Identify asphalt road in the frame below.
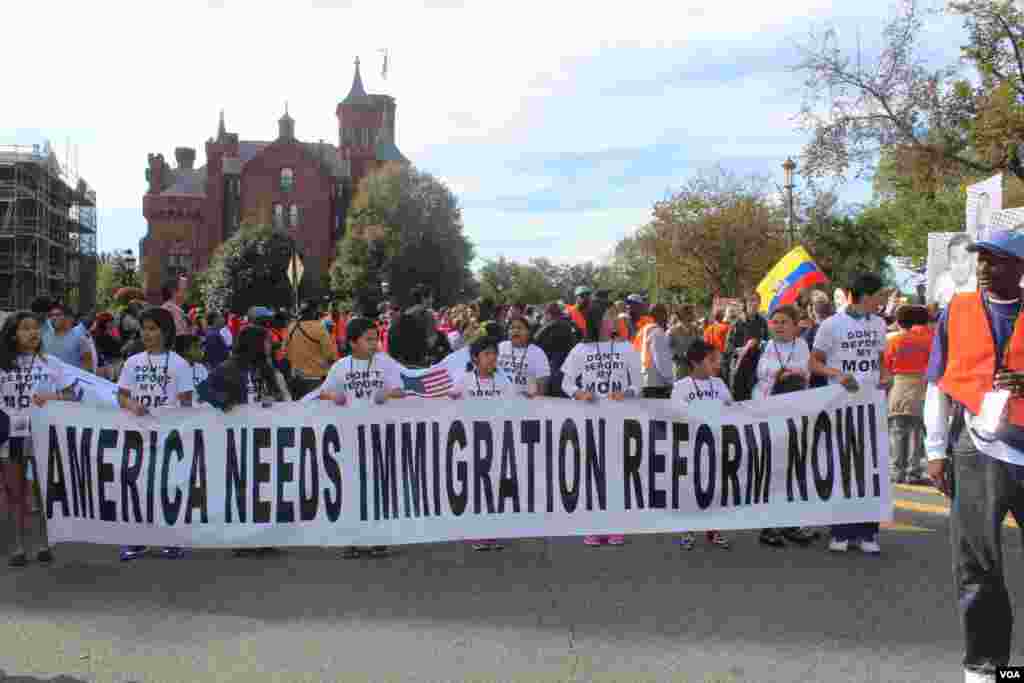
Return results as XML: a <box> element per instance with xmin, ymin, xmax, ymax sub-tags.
<box><xmin>0</xmin><ymin>484</ymin><xmax>1018</xmax><ymax>683</ymax></box>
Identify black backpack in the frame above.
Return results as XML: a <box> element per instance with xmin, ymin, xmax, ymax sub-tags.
<box><xmin>731</xmin><ymin>341</ymin><xmax>764</xmax><ymax>401</ymax></box>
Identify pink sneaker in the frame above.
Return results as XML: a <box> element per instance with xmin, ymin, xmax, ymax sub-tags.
<box><xmin>607</xmin><ymin>535</ymin><xmax>626</xmax><ymax>546</ymax></box>
<box><xmin>584</xmin><ymin>535</ymin><xmax>605</xmax><ymax>546</ymax></box>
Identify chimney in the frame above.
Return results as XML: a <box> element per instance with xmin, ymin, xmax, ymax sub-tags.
<box><xmin>174</xmin><ymin>147</ymin><xmax>196</xmax><ymax>170</ymax></box>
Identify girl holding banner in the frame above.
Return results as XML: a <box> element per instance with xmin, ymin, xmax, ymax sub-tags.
<box><xmin>0</xmin><ymin>311</ymin><xmax>76</xmax><ymax>567</ymax></box>
<box><xmin>116</xmin><ymin>307</ymin><xmax>195</xmax><ymax>562</ymax></box>
<box><xmin>560</xmin><ymin>301</ymin><xmax>641</xmax><ymax>547</ymax></box>
<box><xmin>452</xmin><ymin>335</ymin><xmax>520</xmax><ymax>550</ymax></box>
<box><xmin>669</xmin><ymin>339</ymin><xmax>732</xmax><ymax>550</ymax></box>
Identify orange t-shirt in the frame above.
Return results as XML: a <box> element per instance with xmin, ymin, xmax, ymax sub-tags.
<box><xmin>704</xmin><ymin>322</ymin><xmax>731</xmax><ymax>353</ymax></box>
<box><xmin>884</xmin><ymin>325</ymin><xmax>934</xmax><ymax>376</ymax></box>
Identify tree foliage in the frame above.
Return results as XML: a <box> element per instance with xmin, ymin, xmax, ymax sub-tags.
<box><xmin>330</xmin><ymin>163</ymin><xmax>475</xmax><ymax>309</ymax></box>
<box><xmin>200</xmin><ymin>223</ymin><xmax>298</xmax><ymax>314</ymax></box>
<box><xmin>799</xmin><ymin>191</ymin><xmax>895</xmax><ymax>286</ymax></box>
<box><xmin>644</xmin><ymin>166</ymin><xmax>788</xmax><ymax>299</ymax></box>
<box><xmin>794</xmin><ymin>0</ymin><xmax>1024</xmax><ymax>188</ymax></box>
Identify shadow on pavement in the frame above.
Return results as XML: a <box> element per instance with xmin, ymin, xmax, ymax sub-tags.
<box><xmin>0</xmin><ymin>672</ymin><xmax>120</xmax><ymax>682</ymax></box>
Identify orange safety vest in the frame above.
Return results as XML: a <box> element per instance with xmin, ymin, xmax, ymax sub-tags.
<box><xmin>884</xmin><ymin>325</ymin><xmax>934</xmax><ymax>376</ymax></box>
<box><xmin>638</xmin><ymin>321</ymin><xmax>661</xmax><ymax>369</ymax></box>
<box><xmin>938</xmin><ymin>292</ymin><xmax>1024</xmax><ymax>425</ymax></box>
<box><xmin>630</xmin><ymin>315</ymin><xmax>655</xmax><ymax>351</ymax></box>
<box><xmin>566</xmin><ymin>305</ymin><xmax>588</xmax><ymax>337</ymax></box>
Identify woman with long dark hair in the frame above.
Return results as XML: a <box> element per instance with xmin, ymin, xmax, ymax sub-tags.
<box><xmin>199</xmin><ymin>325</ymin><xmax>291</xmax><ymax>412</ymax></box>
<box><xmin>0</xmin><ymin>311</ymin><xmax>76</xmax><ymax>567</ymax></box>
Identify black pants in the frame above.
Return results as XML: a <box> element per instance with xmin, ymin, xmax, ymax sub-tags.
<box><xmin>951</xmin><ymin>426</ymin><xmax>1024</xmax><ymax>674</ymax></box>
<box><xmin>642</xmin><ymin>387</ymin><xmax>672</xmax><ymax>399</ymax></box>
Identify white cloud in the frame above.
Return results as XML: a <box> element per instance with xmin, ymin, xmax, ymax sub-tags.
<box><xmin>2</xmin><ymin>0</ymin><xmax>964</xmax><ymax>262</ymax></box>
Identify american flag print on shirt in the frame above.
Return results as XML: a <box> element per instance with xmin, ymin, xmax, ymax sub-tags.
<box><xmin>401</xmin><ymin>365</ymin><xmax>454</xmax><ymax>398</ymax></box>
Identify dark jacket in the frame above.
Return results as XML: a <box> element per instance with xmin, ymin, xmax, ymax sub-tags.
<box><xmin>203</xmin><ymin>328</ymin><xmax>230</xmax><ymax>368</ymax></box>
<box><xmin>534</xmin><ymin>317</ymin><xmax>579</xmax><ymax>397</ymax></box>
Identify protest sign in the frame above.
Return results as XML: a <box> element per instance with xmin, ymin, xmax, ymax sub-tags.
<box><xmin>33</xmin><ymin>386</ymin><xmax>891</xmax><ymax>547</ymax></box>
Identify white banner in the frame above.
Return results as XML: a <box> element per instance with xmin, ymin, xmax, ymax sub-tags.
<box><xmin>31</xmin><ymin>386</ymin><xmax>892</xmax><ymax>547</ymax></box>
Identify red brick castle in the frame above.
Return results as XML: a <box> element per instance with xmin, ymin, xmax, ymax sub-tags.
<box><xmin>140</xmin><ymin>59</ymin><xmax>407</xmax><ymax>302</ymax></box>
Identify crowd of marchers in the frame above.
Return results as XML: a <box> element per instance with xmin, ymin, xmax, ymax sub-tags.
<box><xmin>0</xmin><ymin>267</ymin><xmax>933</xmax><ymax>565</ymax></box>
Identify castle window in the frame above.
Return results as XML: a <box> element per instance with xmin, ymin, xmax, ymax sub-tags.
<box><xmin>273</xmin><ymin>203</ymin><xmax>284</xmax><ymax>229</ymax></box>
<box><xmin>280</xmin><ymin>168</ymin><xmax>294</xmax><ymax>192</ymax></box>
<box><xmin>166</xmin><ymin>241</ymin><xmax>192</xmax><ymax>280</ymax></box>
<box><xmin>289</xmin><ymin>204</ymin><xmax>300</xmax><ymax>228</ymax></box>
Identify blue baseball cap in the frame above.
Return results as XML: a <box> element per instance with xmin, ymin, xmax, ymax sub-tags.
<box><xmin>967</xmin><ymin>230</ymin><xmax>1024</xmax><ymax>261</ymax></box>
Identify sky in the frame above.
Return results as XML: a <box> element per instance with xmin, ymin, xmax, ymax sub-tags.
<box><xmin>3</xmin><ymin>0</ymin><xmax>967</xmax><ymax>268</ymax></box>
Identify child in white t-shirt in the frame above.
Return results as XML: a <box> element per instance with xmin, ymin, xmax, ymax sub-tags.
<box><xmin>670</xmin><ymin>339</ymin><xmax>732</xmax><ymax>550</ymax></box>
<box><xmin>561</xmin><ymin>300</ymin><xmax>638</xmax><ymax>547</ymax></box>
<box><xmin>320</xmin><ymin>317</ymin><xmax>405</xmax><ymax>559</ymax></box>
<box><xmin>0</xmin><ymin>312</ymin><xmax>75</xmax><ymax>567</ymax></box>
<box><xmin>320</xmin><ymin>317</ymin><xmax>404</xmax><ymax>409</ymax></box>
<box><xmin>452</xmin><ymin>335</ymin><xmax>519</xmax><ymax>550</ymax></box>
<box><xmin>116</xmin><ymin>308</ymin><xmax>194</xmax><ymax>562</ymax></box>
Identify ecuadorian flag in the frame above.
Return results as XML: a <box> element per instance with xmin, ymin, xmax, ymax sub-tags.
<box><xmin>756</xmin><ymin>246</ymin><xmax>829</xmax><ymax>314</ymax></box>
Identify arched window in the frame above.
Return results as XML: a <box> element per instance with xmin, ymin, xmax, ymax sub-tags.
<box><xmin>166</xmin><ymin>240</ymin><xmax>192</xmax><ymax>280</ymax></box>
<box><xmin>280</xmin><ymin>167</ymin><xmax>294</xmax><ymax>192</ymax></box>
<box><xmin>289</xmin><ymin>204</ymin><xmax>300</xmax><ymax>228</ymax></box>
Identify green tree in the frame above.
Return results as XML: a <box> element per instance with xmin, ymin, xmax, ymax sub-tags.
<box><xmin>330</xmin><ymin>163</ymin><xmax>475</xmax><ymax>308</ymax></box>
<box><xmin>799</xmin><ymin>191</ymin><xmax>895</xmax><ymax>286</ymax></box>
<box><xmin>645</xmin><ymin>166</ymin><xmax>787</xmax><ymax>299</ymax></box>
<box><xmin>200</xmin><ymin>223</ymin><xmax>298</xmax><ymax>314</ymax></box>
<box><xmin>95</xmin><ymin>260</ymin><xmax>116</xmax><ymax>311</ymax></box>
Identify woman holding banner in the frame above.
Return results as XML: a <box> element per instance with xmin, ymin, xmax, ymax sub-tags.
<box><xmin>115</xmin><ymin>308</ymin><xmax>196</xmax><ymax>562</ymax></box>
<box><xmin>497</xmin><ymin>315</ymin><xmax>548</xmax><ymax>398</ymax></box>
<box><xmin>752</xmin><ymin>305</ymin><xmax>816</xmax><ymax>549</ymax></box>
<box><xmin>0</xmin><ymin>311</ymin><xmax>77</xmax><ymax>567</ymax></box>
<box><xmin>560</xmin><ymin>300</ymin><xmax>641</xmax><ymax>547</ymax></box>
<box><xmin>197</xmin><ymin>324</ymin><xmax>291</xmax><ymax>558</ymax></box>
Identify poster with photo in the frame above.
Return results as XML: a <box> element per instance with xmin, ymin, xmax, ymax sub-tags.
<box><xmin>926</xmin><ymin>232</ymin><xmax>977</xmax><ymax>307</ymax></box>
<box><xmin>966</xmin><ymin>174</ymin><xmax>1003</xmax><ymax>240</ymax></box>
<box><xmin>988</xmin><ymin>207</ymin><xmax>1024</xmax><ymax>233</ymax></box>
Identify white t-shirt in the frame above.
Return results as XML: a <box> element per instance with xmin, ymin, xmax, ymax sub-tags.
<box><xmin>452</xmin><ymin>368</ymin><xmax>518</xmax><ymax>400</ymax></box>
<box><xmin>671</xmin><ymin>376</ymin><xmax>733</xmax><ymax>407</ymax></box>
<box><xmin>497</xmin><ymin>341</ymin><xmax>551</xmax><ymax>390</ymax></box>
<box><xmin>560</xmin><ymin>340</ymin><xmax>642</xmax><ymax>399</ymax></box>
<box><xmin>754</xmin><ymin>338</ymin><xmax>811</xmax><ymax>399</ymax></box>
<box><xmin>118</xmin><ymin>351</ymin><xmax>195</xmax><ymax>409</ymax></box>
<box><xmin>0</xmin><ymin>354</ymin><xmax>72</xmax><ymax>437</ymax></box>
<box><xmin>322</xmin><ymin>353</ymin><xmax>403</xmax><ymax>407</ymax></box>
<box><xmin>812</xmin><ymin>311</ymin><xmax>887</xmax><ymax>387</ymax></box>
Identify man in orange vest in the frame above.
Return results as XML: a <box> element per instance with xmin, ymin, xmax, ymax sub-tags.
<box><xmin>565</xmin><ymin>286</ymin><xmax>592</xmax><ymax>338</ymax></box>
<box><xmin>924</xmin><ymin>229</ymin><xmax>1024</xmax><ymax>683</ymax></box>
<box><xmin>616</xmin><ymin>294</ymin><xmax>655</xmax><ymax>349</ymax></box>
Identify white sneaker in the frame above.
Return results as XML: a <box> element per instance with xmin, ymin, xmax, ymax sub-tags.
<box><xmin>858</xmin><ymin>538</ymin><xmax>881</xmax><ymax>554</ymax></box>
<box><xmin>964</xmin><ymin>668</ymin><xmax>995</xmax><ymax>682</ymax></box>
<box><xmin>828</xmin><ymin>538</ymin><xmax>849</xmax><ymax>552</ymax></box>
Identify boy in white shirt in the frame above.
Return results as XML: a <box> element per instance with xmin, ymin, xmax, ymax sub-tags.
<box><xmin>319</xmin><ymin>317</ymin><xmax>404</xmax><ymax>408</ymax></box>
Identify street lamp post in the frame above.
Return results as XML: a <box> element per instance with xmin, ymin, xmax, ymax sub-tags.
<box><xmin>782</xmin><ymin>157</ymin><xmax>797</xmax><ymax>249</ymax></box>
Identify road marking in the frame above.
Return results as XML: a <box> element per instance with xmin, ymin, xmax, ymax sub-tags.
<box><xmin>893</xmin><ymin>499</ymin><xmax>1020</xmax><ymax>529</ymax></box>
<box><xmin>880</xmin><ymin>521</ymin><xmax>934</xmax><ymax>532</ymax></box>
<box><xmin>894</xmin><ymin>483</ymin><xmax>944</xmax><ymax>497</ymax></box>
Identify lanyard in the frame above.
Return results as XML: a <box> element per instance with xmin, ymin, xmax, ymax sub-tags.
<box><xmin>773</xmin><ymin>340</ymin><xmax>797</xmax><ymax>371</ymax></box>
<box><xmin>693</xmin><ymin>377</ymin><xmax>714</xmax><ymax>399</ymax></box>
<box><xmin>509</xmin><ymin>344</ymin><xmax>529</xmax><ymax>379</ymax></box>
<box><xmin>351</xmin><ymin>354</ymin><xmax>374</xmax><ymax>375</ymax></box>
<box><xmin>474</xmin><ymin>369</ymin><xmax>496</xmax><ymax>395</ymax></box>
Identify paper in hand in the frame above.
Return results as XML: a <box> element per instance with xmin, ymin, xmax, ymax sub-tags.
<box><xmin>979</xmin><ymin>389</ymin><xmax>1011</xmax><ymax>434</ymax></box>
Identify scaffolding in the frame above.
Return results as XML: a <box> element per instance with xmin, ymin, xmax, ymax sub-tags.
<box><xmin>0</xmin><ymin>144</ymin><xmax>97</xmax><ymax>312</ymax></box>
